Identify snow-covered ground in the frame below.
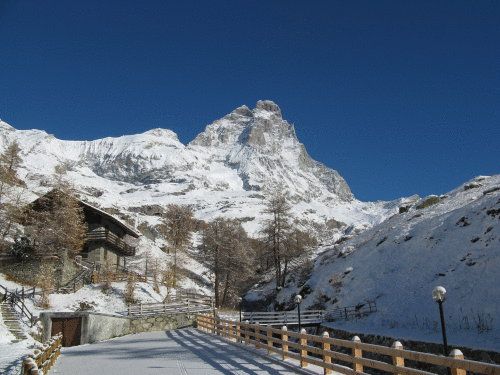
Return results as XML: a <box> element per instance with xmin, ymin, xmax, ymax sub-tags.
<box><xmin>52</xmin><ymin>328</ymin><xmax>326</xmax><ymax>375</ymax></box>
<box><xmin>0</xmin><ymin>272</ymin><xmax>210</xmax><ymax>373</ymax></box>
<box><xmin>247</xmin><ymin>175</ymin><xmax>500</xmax><ymax>352</ymax></box>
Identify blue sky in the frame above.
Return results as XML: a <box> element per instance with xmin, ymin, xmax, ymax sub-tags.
<box><xmin>0</xmin><ymin>1</ymin><xmax>498</xmax><ymax>201</ymax></box>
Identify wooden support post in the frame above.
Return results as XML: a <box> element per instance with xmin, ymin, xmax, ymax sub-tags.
<box><xmin>236</xmin><ymin>321</ymin><xmax>241</xmax><ymax>343</ymax></box>
<box><xmin>300</xmin><ymin>328</ymin><xmax>308</xmax><ymax>368</ymax></box>
<box><xmin>255</xmin><ymin>323</ymin><xmax>260</xmax><ymax>349</ymax></box>
<box><xmin>449</xmin><ymin>349</ymin><xmax>466</xmax><ymax>375</ymax></box>
<box><xmin>391</xmin><ymin>341</ymin><xmax>405</xmax><ymax>375</ymax></box>
<box><xmin>281</xmin><ymin>326</ymin><xmax>288</xmax><ymax>360</ymax></box>
<box><xmin>322</xmin><ymin>331</ymin><xmax>332</xmax><ymax>375</ymax></box>
<box><xmin>267</xmin><ymin>326</ymin><xmax>272</xmax><ymax>354</ymax></box>
<box><xmin>139</xmin><ymin>303</ymin><xmax>143</xmax><ymax>316</ymax></box>
<box><xmin>244</xmin><ymin>320</ymin><xmax>249</xmax><ymax>344</ymax></box>
<box><xmin>352</xmin><ymin>336</ymin><xmax>363</xmax><ymax>373</ymax></box>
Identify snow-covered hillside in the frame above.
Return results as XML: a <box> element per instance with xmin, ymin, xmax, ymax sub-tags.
<box><xmin>246</xmin><ymin>175</ymin><xmax>500</xmax><ymax>350</ymax></box>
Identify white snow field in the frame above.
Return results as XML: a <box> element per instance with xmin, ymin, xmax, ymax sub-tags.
<box><xmin>51</xmin><ymin>328</ymin><xmax>321</xmax><ymax>375</ymax></box>
<box><xmin>247</xmin><ymin>175</ymin><xmax>500</xmax><ymax>351</ymax></box>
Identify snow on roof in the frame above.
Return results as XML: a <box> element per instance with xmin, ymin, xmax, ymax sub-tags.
<box><xmin>79</xmin><ymin>200</ymin><xmax>141</xmax><ymax>238</ymax></box>
<box><xmin>31</xmin><ymin>189</ymin><xmax>141</xmax><ymax>238</ymax></box>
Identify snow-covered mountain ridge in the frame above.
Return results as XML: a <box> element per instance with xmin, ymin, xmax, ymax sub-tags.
<box><xmin>246</xmin><ymin>175</ymin><xmax>500</xmax><ymax>350</ymax></box>
<box><xmin>0</xmin><ymin>100</ymin><xmax>397</xmax><ymax>238</ymax></box>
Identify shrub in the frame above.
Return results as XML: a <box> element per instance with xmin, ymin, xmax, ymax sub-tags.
<box><xmin>416</xmin><ymin>195</ymin><xmax>441</xmax><ymax>210</ymax></box>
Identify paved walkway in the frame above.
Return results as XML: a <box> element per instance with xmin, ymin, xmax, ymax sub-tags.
<box><xmin>52</xmin><ymin>328</ymin><xmax>302</xmax><ymax>374</ymax></box>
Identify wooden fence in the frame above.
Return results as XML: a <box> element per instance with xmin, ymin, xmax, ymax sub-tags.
<box><xmin>242</xmin><ymin>310</ymin><xmax>325</xmax><ymax>325</ymax></box>
<box><xmin>21</xmin><ymin>333</ymin><xmax>62</xmax><ymax>375</ymax></box>
<box><xmin>242</xmin><ymin>301</ymin><xmax>377</xmax><ymax>326</ymax></box>
<box><xmin>196</xmin><ymin>315</ymin><xmax>500</xmax><ymax>375</ymax></box>
<box><xmin>0</xmin><ymin>284</ymin><xmax>37</xmax><ymax>327</ymax></box>
<box><xmin>127</xmin><ymin>294</ymin><xmax>213</xmax><ymax>317</ymax></box>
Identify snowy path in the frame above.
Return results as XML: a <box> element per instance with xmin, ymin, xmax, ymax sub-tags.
<box><xmin>52</xmin><ymin>328</ymin><xmax>306</xmax><ymax>374</ymax></box>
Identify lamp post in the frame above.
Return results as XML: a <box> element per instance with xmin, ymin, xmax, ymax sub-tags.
<box><xmin>294</xmin><ymin>294</ymin><xmax>303</xmax><ymax>331</ymax></box>
<box><xmin>433</xmin><ymin>286</ymin><xmax>451</xmax><ymax>375</ymax></box>
<box><xmin>238</xmin><ymin>297</ymin><xmax>243</xmax><ymax>322</ymax></box>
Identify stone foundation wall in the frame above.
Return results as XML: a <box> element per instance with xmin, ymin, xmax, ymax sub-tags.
<box><xmin>40</xmin><ymin>311</ymin><xmax>195</xmax><ymax>345</ymax></box>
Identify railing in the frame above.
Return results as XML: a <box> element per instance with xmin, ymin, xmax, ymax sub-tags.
<box><xmin>57</xmin><ymin>267</ymin><xmax>93</xmax><ymax>294</ymax></box>
<box><xmin>127</xmin><ymin>295</ymin><xmax>213</xmax><ymax>317</ymax></box>
<box><xmin>324</xmin><ymin>300</ymin><xmax>377</xmax><ymax>321</ymax></box>
<box><xmin>242</xmin><ymin>310</ymin><xmax>325</xmax><ymax>325</ymax></box>
<box><xmin>91</xmin><ymin>270</ymin><xmax>147</xmax><ymax>283</ymax></box>
<box><xmin>242</xmin><ymin>301</ymin><xmax>377</xmax><ymax>325</ymax></box>
<box><xmin>86</xmin><ymin>229</ymin><xmax>136</xmax><ymax>256</ymax></box>
<box><xmin>0</xmin><ymin>284</ymin><xmax>37</xmax><ymax>327</ymax></box>
<box><xmin>196</xmin><ymin>315</ymin><xmax>500</xmax><ymax>375</ymax></box>
<box><xmin>21</xmin><ymin>333</ymin><xmax>62</xmax><ymax>375</ymax></box>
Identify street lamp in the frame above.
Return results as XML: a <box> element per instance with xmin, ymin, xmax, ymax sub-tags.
<box><xmin>294</xmin><ymin>294</ymin><xmax>303</xmax><ymax>331</ymax></box>
<box><xmin>433</xmin><ymin>286</ymin><xmax>451</xmax><ymax>375</ymax></box>
<box><xmin>238</xmin><ymin>297</ymin><xmax>243</xmax><ymax>322</ymax></box>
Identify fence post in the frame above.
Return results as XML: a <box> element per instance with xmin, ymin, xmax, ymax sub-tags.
<box><xmin>236</xmin><ymin>321</ymin><xmax>241</xmax><ymax>343</ymax></box>
<box><xmin>139</xmin><ymin>303</ymin><xmax>143</xmax><ymax>316</ymax></box>
<box><xmin>281</xmin><ymin>326</ymin><xmax>288</xmax><ymax>360</ymax></box>
<box><xmin>300</xmin><ymin>328</ymin><xmax>308</xmax><ymax>367</ymax></box>
<box><xmin>391</xmin><ymin>341</ymin><xmax>405</xmax><ymax>375</ymax></box>
<box><xmin>212</xmin><ymin>316</ymin><xmax>216</xmax><ymax>334</ymax></box>
<box><xmin>244</xmin><ymin>320</ymin><xmax>249</xmax><ymax>344</ymax></box>
<box><xmin>255</xmin><ymin>323</ymin><xmax>260</xmax><ymax>349</ymax></box>
<box><xmin>352</xmin><ymin>336</ymin><xmax>363</xmax><ymax>373</ymax></box>
<box><xmin>449</xmin><ymin>349</ymin><xmax>466</xmax><ymax>375</ymax></box>
<box><xmin>323</xmin><ymin>331</ymin><xmax>332</xmax><ymax>375</ymax></box>
<box><xmin>267</xmin><ymin>325</ymin><xmax>272</xmax><ymax>354</ymax></box>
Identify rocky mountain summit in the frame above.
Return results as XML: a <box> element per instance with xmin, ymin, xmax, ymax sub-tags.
<box><xmin>0</xmin><ymin>101</ymin><xmax>393</xmax><ymax>239</ymax></box>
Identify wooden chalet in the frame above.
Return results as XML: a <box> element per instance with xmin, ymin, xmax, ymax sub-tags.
<box><xmin>30</xmin><ymin>189</ymin><xmax>141</xmax><ymax>268</ymax></box>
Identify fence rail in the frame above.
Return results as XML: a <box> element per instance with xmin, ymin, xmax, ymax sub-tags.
<box><xmin>21</xmin><ymin>333</ymin><xmax>62</xmax><ymax>375</ymax></box>
<box><xmin>0</xmin><ymin>284</ymin><xmax>37</xmax><ymax>327</ymax></box>
<box><xmin>86</xmin><ymin>229</ymin><xmax>136</xmax><ymax>256</ymax></box>
<box><xmin>242</xmin><ymin>301</ymin><xmax>377</xmax><ymax>325</ymax></box>
<box><xmin>127</xmin><ymin>294</ymin><xmax>213</xmax><ymax>317</ymax></box>
<box><xmin>242</xmin><ymin>310</ymin><xmax>325</xmax><ymax>325</ymax></box>
<box><xmin>196</xmin><ymin>315</ymin><xmax>500</xmax><ymax>375</ymax></box>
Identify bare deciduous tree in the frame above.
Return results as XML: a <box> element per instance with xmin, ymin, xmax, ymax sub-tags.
<box><xmin>200</xmin><ymin>218</ymin><xmax>252</xmax><ymax>307</ymax></box>
<box><xmin>261</xmin><ymin>189</ymin><xmax>317</xmax><ymax>289</ymax></box>
<box><xmin>160</xmin><ymin>204</ymin><xmax>194</xmax><ymax>288</ymax></box>
<box><xmin>124</xmin><ymin>273</ymin><xmax>136</xmax><ymax>304</ymax></box>
<box><xmin>261</xmin><ymin>189</ymin><xmax>292</xmax><ymax>289</ymax></box>
<box><xmin>0</xmin><ymin>141</ymin><xmax>25</xmax><ymax>244</ymax></box>
<box><xmin>36</xmin><ymin>261</ymin><xmax>55</xmax><ymax>308</ymax></box>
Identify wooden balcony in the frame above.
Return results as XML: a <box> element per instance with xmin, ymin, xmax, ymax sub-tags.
<box><xmin>86</xmin><ymin>229</ymin><xmax>136</xmax><ymax>256</ymax></box>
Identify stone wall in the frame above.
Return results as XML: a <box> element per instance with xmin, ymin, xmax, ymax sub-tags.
<box><xmin>129</xmin><ymin>313</ymin><xmax>192</xmax><ymax>334</ymax></box>
<box><xmin>40</xmin><ymin>311</ymin><xmax>195</xmax><ymax>345</ymax></box>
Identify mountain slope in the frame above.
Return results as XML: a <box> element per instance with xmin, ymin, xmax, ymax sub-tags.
<box><xmin>0</xmin><ymin>101</ymin><xmax>395</xmax><ymax>239</ymax></box>
<box><xmin>246</xmin><ymin>175</ymin><xmax>500</xmax><ymax>350</ymax></box>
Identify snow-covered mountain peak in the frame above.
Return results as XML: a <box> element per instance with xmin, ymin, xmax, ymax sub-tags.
<box><xmin>0</xmin><ymin>120</ymin><xmax>15</xmax><ymax>132</ymax></box>
<box><xmin>141</xmin><ymin>128</ymin><xmax>180</xmax><ymax>141</ymax></box>
<box><xmin>255</xmin><ymin>99</ymin><xmax>282</xmax><ymax>118</ymax></box>
<box><xmin>0</xmin><ymin>101</ymin><xmax>396</xmax><ymax>240</ymax></box>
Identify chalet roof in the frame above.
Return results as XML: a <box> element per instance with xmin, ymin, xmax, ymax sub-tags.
<box><xmin>31</xmin><ymin>189</ymin><xmax>141</xmax><ymax>238</ymax></box>
<box><xmin>79</xmin><ymin>201</ymin><xmax>141</xmax><ymax>238</ymax></box>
